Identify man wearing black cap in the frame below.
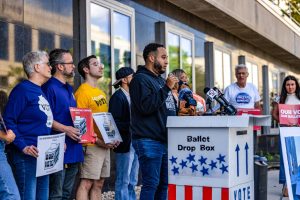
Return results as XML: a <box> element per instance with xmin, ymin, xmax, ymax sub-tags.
<box><xmin>109</xmin><ymin>67</ymin><xmax>139</xmax><ymax>200</ymax></box>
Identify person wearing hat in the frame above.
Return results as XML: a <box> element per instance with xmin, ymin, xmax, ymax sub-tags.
<box><xmin>109</xmin><ymin>67</ymin><xmax>139</xmax><ymax>200</ymax></box>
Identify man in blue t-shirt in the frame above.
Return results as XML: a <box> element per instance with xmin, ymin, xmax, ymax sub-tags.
<box><xmin>42</xmin><ymin>49</ymin><xmax>83</xmax><ymax>200</ymax></box>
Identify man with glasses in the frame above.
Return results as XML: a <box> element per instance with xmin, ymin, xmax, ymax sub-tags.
<box><xmin>42</xmin><ymin>49</ymin><xmax>83</xmax><ymax>200</ymax></box>
<box><xmin>75</xmin><ymin>55</ymin><xmax>119</xmax><ymax>200</ymax></box>
<box><xmin>224</xmin><ymin>64</ymin><xmax>261</xmax><ymax>109</ymax></box>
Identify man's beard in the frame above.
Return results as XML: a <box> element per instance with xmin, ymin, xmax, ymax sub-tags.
<box><xmin>154</xmin><ymin>60</ymin><xmax>165</xmax><ymax>75</ymax></box>
<box><xmin>63</xmin><ymin>68</ymin><xmax>75</xmax><ymax>78</ymax></box>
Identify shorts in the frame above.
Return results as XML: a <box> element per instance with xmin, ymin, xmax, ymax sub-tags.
<box><xmin>80</xmin><ymin>145</ymin><xmax>110</xmax><ymax>179</ymax></box>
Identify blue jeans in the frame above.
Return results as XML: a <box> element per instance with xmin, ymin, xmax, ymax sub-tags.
<box><xmin>133</xmin><ymin>139</ymin><xmax>168</xmax><ymax>200</ymax></box>
<box><xmin>279</xmin><ymin>139</ymin><xmax>286</xmax><ymax>184</ymax></box>
<box><xmin>115</xmin><ymin>144</ymin><xmax>139</xmax><ymax>200</ymax></box>
<box><xmin>7</xmin><ymin>146</ymin><xmax>49</xmax><ymax>200</ymax></box>
<box><xmin>49</xmin><ymin>163</ymin><xmax>79</xmax><ymax>200</ymax></box>
<box><xmin>0</xmin><ymin>141</ymin><xmax>20</xmax><ymax>200</ymax></box>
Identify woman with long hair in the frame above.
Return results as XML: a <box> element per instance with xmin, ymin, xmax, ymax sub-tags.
<box><xmin>272</xmin><ymin>75</ymin><xmax>300</xmax><ymax>197</ymax></box>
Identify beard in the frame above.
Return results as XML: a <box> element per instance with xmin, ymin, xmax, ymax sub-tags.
<box><xmin>63</xmin><ymin>68</ymin><xmax>75</xmax><ymax>78</ymax></box>
<box><xmin>154</xmin><ymin>60</ymin><xmax>165</xmax><ymax>75</ymax></box>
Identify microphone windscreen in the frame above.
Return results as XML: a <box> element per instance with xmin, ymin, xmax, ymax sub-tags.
<box><xmin>203</xmin><ymin>87</ymin><xmax>210</xmax><ymax>94</ymax></box>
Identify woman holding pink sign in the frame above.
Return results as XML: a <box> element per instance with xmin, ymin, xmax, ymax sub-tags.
<box><xmin>272</xmin><ymin>75</ymin><xmax>300</xmax><ymax>197</ymax></box>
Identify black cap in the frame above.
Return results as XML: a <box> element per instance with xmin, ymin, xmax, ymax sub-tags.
<box><xmin>112</xmin><ymin>67</ymin><xmax>134</xmax><ymax>88</ymax></box>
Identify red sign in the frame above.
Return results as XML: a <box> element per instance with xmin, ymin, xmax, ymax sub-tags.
<box><xmin>70</xmin><ymin>107</ymin><xmax>96</xmax><ymax>144</ymax></box>
<box><xmin>278</xmin><ymin>104</ymin><xmax>300</xmax><ymax>126</ymax></box>
<box><xmin>236</xmin><ymin>108</ymin><xmax>262</xmax><ymax>131</ymax></box>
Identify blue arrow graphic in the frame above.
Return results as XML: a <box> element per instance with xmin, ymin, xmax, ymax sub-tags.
<box><xmin>235</xmin><ymin>144</ymin><xmax>240</xmax><ymax>177</ymax></box>
<box><xmin>245</xmin><ymin>142</ymin><xmax>249</xmax><ymax>175</ymax></box>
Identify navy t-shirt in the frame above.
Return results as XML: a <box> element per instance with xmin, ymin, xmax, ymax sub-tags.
<box><xmin>42</xmin><ymin>77</ymin><xmax>84</xmax><ymax>164</ymax></box>
<box><xmin>4</xmin><ymin>80</ymin><xmax>53</xmax><ymax>151</ymax></box>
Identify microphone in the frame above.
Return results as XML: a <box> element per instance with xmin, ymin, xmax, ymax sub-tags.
<box><xmin>204</xmin><ymin>87</ymin><xmax>236</xmax><ymax>115</ymax></box>
<box><xmin>179</xmin><ymin>88</ymin><xmax>197</xmax><ymax>107</ymax></box>
<box><xmin>212</xmin><ymin>87</ymin><xmax>237</xmax><ymax>115</ymax></box>
<box><xmin>213</xmin><ymin>87</ymin><xmax>231</xmax><ymax>106</ymax></box>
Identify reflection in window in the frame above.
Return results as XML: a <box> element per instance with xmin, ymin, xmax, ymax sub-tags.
<box><xmin>113</xmin><ymin>12</ymin><xmax>131</xmax><ymax>71</ymax></box>
<box><xmin>24</xmin><ymin>27</ymin><xmax>32</xmax><ymax>54</ymax></box>
<box><xmin>90</xmin><ymin>2</ymin><xmax>133</xmax><ymax>97</ymax></box>
<box><xmin>168</xmin><ymin>32</ymin><xmax>180</xmax><ymax>72</ymax></box>
<box><xmin>14</xmin><ymin>25</ymin><xmax>24</xmax><ymax>62</ymax></box>
<box><xmin>246</xmin><ymin>62</ymin><xmax>258</xmax><ymax>88</ymax></box>
<box><xmin>39</xmin><ymin>30</ymin><xmax>54</xmax><ymax>52</ymax></box>
<box><xmin>0</xmin><ymin>21</ymin><xmax>8</xmax><ymax>60</ymax></box>
<box><xmin>0</xmin><ymin>76</ymin><xmax>8</xmax><ymax>88</ymax></box>
<box><xmin>181</xmin><ymin>37</ymin><xmax>192</xmax><ymax>84</ymax></box>
<box><xmin>167</xmin><ymin>31</ymin><xmax>194</xmax><ymax>87</ymax></box>
<box><xmin>90</xmin><ymin>3</ymin><xmax>111</xmax><ymax>96</ymax></box>
<box><xmin>60</xmin><ymin>35</ymin><xmax>73</xmax><ymax>52</ymax></box>
<box><xmin>214</xmin><ymin>49</ymin><xmax>231</xmax><ymax>90</ymax></box>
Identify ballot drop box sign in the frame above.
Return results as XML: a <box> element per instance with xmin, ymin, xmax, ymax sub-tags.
<box><xmin>167</xmin><ymin>115</ymin><xmax>270</xmax><ymax>200</ymax></box>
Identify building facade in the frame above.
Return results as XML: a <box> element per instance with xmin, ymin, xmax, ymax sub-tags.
<box><xmin>1</xmin><ymin>0</ymin><xmax>300</xmax><ymax>191</ymax></box>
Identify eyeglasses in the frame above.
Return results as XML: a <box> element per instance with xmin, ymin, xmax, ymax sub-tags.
<box><xmin>89</xmin><ymin>61</ymin><xmax>104</xmax><ymax>68</ymax></box>
<box><xmin>59</xmin><ymin>62</ymin><xmax>74</xmax><ymax>65</ymax></box>
<box><xmin>40</xmin><ymin>62</ymin><xmax>51</xmax><ymax>67</ymax></box>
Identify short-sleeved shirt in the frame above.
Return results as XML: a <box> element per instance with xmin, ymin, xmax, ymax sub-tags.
<box><xmin>42</xmin><ymin>77</ymin><xmax>84</xmax><ymax>164</ymax></box>
<box><xmin>75</xmin><ymin>82</ymin><xmax>108</xmax><ymax>146</ymax></box>
<box><xmin>224</xmin><ymin>82</ymin><xmax>260</xmax><ymax>109</ymax></box>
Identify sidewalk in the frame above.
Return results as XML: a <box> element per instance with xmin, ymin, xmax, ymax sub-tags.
<box><xmin>268</xmin><ymin>169</ymin><xmax>288</xmax><ymax>200</ymax></box>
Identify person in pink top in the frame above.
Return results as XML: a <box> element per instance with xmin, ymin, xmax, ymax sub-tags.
<box><xmin>172</xmin><ymin>69</ymin><xmax>206</xmax><ymax>115</ymax></box>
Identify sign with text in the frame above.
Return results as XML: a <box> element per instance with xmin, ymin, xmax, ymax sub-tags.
<box><xmin>279</xmin><ymin>127</ymin><xmax>300</xmax><ymax>200</ymax></box>
<box><xmin>168</xmin><ymin>126</ymin><xmax>253</xmax><ymax>188</ymax></box>
<box><xmin>36</xmin><ymin>133</ymin><xmax>65</xmax><ymax>177</ymax></box>
<box><xmin>70</xmin><ymin>107</ymin><xmax>96</xmax><ymax>144</ymax></box>
<box><xmin>93</xmin><ymin>112</ymin><xmax>122</xmax><ymax>144</ymax></box>
<box><xmin>279</xmin><ymin>104</ymin><xmax>300</xmax><ymax>126</ymax></box>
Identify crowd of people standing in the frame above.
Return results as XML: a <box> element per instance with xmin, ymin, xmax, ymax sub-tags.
<box><xmin>0</xmin><ymin>41</ymin><xmax>297</xmax><ymax>200</ymax></box>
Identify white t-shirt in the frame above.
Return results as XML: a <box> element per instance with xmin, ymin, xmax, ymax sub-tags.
<box><xmin>275</xmin><ymin>93</ymin><xmax>300</xmax><ymax>105</ymax></box>
<box><xmin>224</xmin><ymin>82</ymin><xmax>261</xmax><ymax>109</ymax></box>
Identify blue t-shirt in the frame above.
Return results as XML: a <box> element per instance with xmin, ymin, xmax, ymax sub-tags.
<box><xmin>42</xmin><ymin>77</ymin><xmax>83</xmax><ymax>164</ymax></box>
<box><xmin>4</xmin><ymin>80</ymin><xmax>53</xmax><ymax>151</ymax></box>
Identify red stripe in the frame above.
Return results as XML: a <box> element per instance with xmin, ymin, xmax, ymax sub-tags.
<box><xmin>185</xmin><ymin>185</ymin><xmax>193</xmax><ymax>200</ymax></box>
<box><xmin>168</xmin><ymin>184</ymin><xmax>176</xmax><ymax>200</ymax></box>
<box><xmin>221</xmin><ymin>188</ymin><xmax>229</xmax><ymax>200</ymax></box>
<box><xmin>203</xmin><ymin>186</ymin><xmax>212</xmax><ymax>200</ymax></box>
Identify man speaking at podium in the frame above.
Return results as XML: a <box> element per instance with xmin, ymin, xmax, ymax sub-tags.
<box><xmin>224</xmin><ymin>64</ymin><xmax>261</xmax><ymax>110</ymax></box>
<box><xmin>130</xmin><ymin>43</ymin><xmax>178</xmax><ymax>200</ymax></box>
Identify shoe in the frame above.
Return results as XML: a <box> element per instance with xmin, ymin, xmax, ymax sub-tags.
<box><xmin>282</xmin><ymin>184</ymin><xmax>288</xmax><ymax>197</ymax></box>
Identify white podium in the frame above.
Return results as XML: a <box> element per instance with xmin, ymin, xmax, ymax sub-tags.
<box><xmin>167</xmin><ymin>115</ymin><xmax>271</xmax><ymax>200</ymax></box>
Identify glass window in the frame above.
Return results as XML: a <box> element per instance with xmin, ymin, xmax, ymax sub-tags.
<box><xmin>214</xmin><ymin>49</ymin><xmax>231</xmax><ymax>90</ymax></box>
<box><xmin>181</xmin><ymin>37</ymin><xmax>192</xmax><ymax>84</ymax></box>
<box><xmin>166</xmin><ymin>25</ymin><xmax>194</xmax><ymax>89</ymax></box>
<box><xmin>14</xmin><ymin>25</ymin><xmax>24</xmax><ymax>62</ymax></box>
<box><xmin>168</xmin><ymin>32</ymin><xmax>180</xmax><ymax>72</ymax></box>
<box><xmin>0</xmin><ymin>21</ymin><xmax>9</xmax><ymax>60</ymax></box>
<box><xmin>246</xmin><ymin>62</ymin><xmax>259</xmax><ymax>88</ymax></box>
<box><xmin>89</xmin><ymin>1</ymin><xmax>134</xmax><ymax>96</ymax></box>
<box><xmin>113</xmin><ymin>12</ymin><xmax>131</xmax><ymax>71</ymax></box>
<box><xmin>90</xmin><ymin>3</ymin><xmax>111</xmax><ymax>95</ymax></box>
<box><xmin>39</xmin><ymin>30</ymin><xmax>54</xmax><ymax>52</ymax></box>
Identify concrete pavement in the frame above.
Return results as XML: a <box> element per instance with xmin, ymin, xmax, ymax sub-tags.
<box><xmin>268</xmin><ymin>169</ymin><xmax>288</xmax><ymax>200</ymax></box>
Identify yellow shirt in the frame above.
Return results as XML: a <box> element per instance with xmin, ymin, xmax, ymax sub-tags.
<box><xmin>75</xmin><ymin>82</ymin><xmax>108</xmax><ymax>145</ymax></box>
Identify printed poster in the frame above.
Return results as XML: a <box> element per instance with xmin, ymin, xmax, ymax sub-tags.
<box><xmin>36</xmin><ymin>133</ymin><xmax>65</xmax><ymax>177</ymax></box>
<box><xmin>93</xmin><ymin>112</ymin><xmax>123</xmax><ymax>144</ymax></box>
<box><xmin>279</xmin><ymin>104</ymin><xmax>300</xmax><ymax>126</ymax></box>
<box><xmin>280</xmin><ymin>127</ymin><xmax>300</xmax><ymax>200</ymax></box>
<box><xmin>70</xmin><ymin>107</ymin><xmax>96</xmax><ymax>144</ymax></box>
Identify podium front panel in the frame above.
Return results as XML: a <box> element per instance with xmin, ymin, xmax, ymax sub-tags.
<box><xmin>168</xmin><ymin>126</ymin><xmax>253</xmax><ymax>188</ymax></box>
